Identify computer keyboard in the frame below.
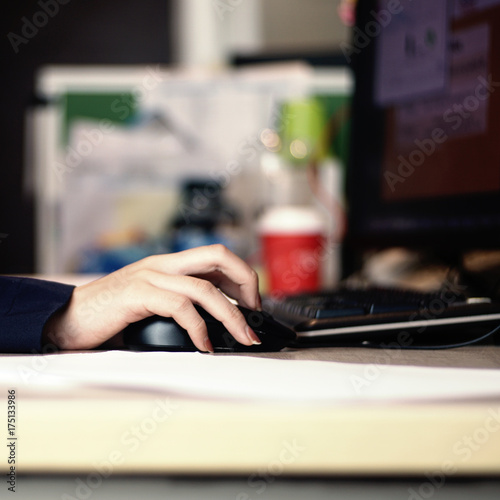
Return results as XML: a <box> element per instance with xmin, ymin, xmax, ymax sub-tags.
<box><xmin>269</xmin><ymin>286</ymin><xmax>470</xmax><ymax>318</ymax></box>
<box><xmin>263</xmin><ymin>284</ymin><xmax>500</xmax><ymax>348</ymax></box>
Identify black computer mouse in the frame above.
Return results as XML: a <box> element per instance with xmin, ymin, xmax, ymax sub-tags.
<box><xmin>121</xmin><ymin>305</ymin><xmax>296</xmax><ymax>352</ymax></box>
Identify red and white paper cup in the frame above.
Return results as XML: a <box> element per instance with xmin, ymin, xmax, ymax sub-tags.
<box><xmin>259</xmin><ymin>205</ymin><xmax>326</xmax><ymax>295</ymax></box>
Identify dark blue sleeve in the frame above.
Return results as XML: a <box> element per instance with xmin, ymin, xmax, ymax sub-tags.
<box><xmin>0</xmin><ymin>277</ymin><xmax>75</xmax><ymax>353</ymax></box>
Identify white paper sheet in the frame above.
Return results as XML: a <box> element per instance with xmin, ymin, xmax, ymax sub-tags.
<box><xmin>395</xmin><ymin>24</ymin><xmax>490</xmax><ymax>147</ymax></box>
<box><xmin>1</xmin><ymin>351</ymin><xmax>500</xmax><ymax>405</ymax></box>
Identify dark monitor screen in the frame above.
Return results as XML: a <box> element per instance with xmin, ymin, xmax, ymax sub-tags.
<box><xmin>345</xmin><ymin>0</ymin><xmax>500</xmax><ymax>255</ymax></box>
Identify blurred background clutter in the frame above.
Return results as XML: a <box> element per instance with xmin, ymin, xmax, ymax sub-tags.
<box><xmin>1</xmin><ymin>0</ymin><xmax>354</xmax><ymax>292</ymax></box>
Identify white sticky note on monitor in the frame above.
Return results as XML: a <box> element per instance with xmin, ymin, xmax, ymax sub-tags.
<box><xmin>394</xmin><ymin>23</ymin><xmax>490</xmax><ymax>148</ymax></box>
<box><xmin>374</xmin><ymin>0</ymin><xmax>449</xmax><ymax>105</ymax></box>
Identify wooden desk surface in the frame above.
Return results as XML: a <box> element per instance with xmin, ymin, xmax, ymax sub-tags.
<box><xmin>232</xmin><ymin>345</ymin><xmax>500</xmax><ymax>368</ymax></box>
<box><xmin>3</xmin><ymin>346</ymin><xmax>500</xmax><ymax>477</ymax></box>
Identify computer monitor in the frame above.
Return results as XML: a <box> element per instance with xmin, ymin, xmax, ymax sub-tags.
<box><xmin>344</xmin><ymin>0</ymin><xmax>500</xmax><ymax>265</ymax></box>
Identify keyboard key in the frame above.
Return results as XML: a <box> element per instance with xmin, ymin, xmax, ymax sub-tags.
<box><xmin>315</xmin><ymin>307</ymin><xmax>366</xmax><ymax>319</ymax></box>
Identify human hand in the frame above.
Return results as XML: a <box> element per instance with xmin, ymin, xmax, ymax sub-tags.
<box><xmin>43</xmin><ymin>244</ymin><xmax>262</xmax><ymax>352</ymax></box>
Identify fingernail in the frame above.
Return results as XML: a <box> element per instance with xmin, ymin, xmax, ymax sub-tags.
<box><xmin>246</xmin><ymin>325</ymin><xmax>261</xmax><ymax>345</ymax></box>
<box><xmin>204</xmin><ymin>336</ymin><xmax>215</xmax><ymax>353</ymax></box>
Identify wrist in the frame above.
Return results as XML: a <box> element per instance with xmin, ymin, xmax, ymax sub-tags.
<box><xmin>42</xmin><ymin>308</ymin><xmax>66</xmax><ymax>350</ymax></box>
